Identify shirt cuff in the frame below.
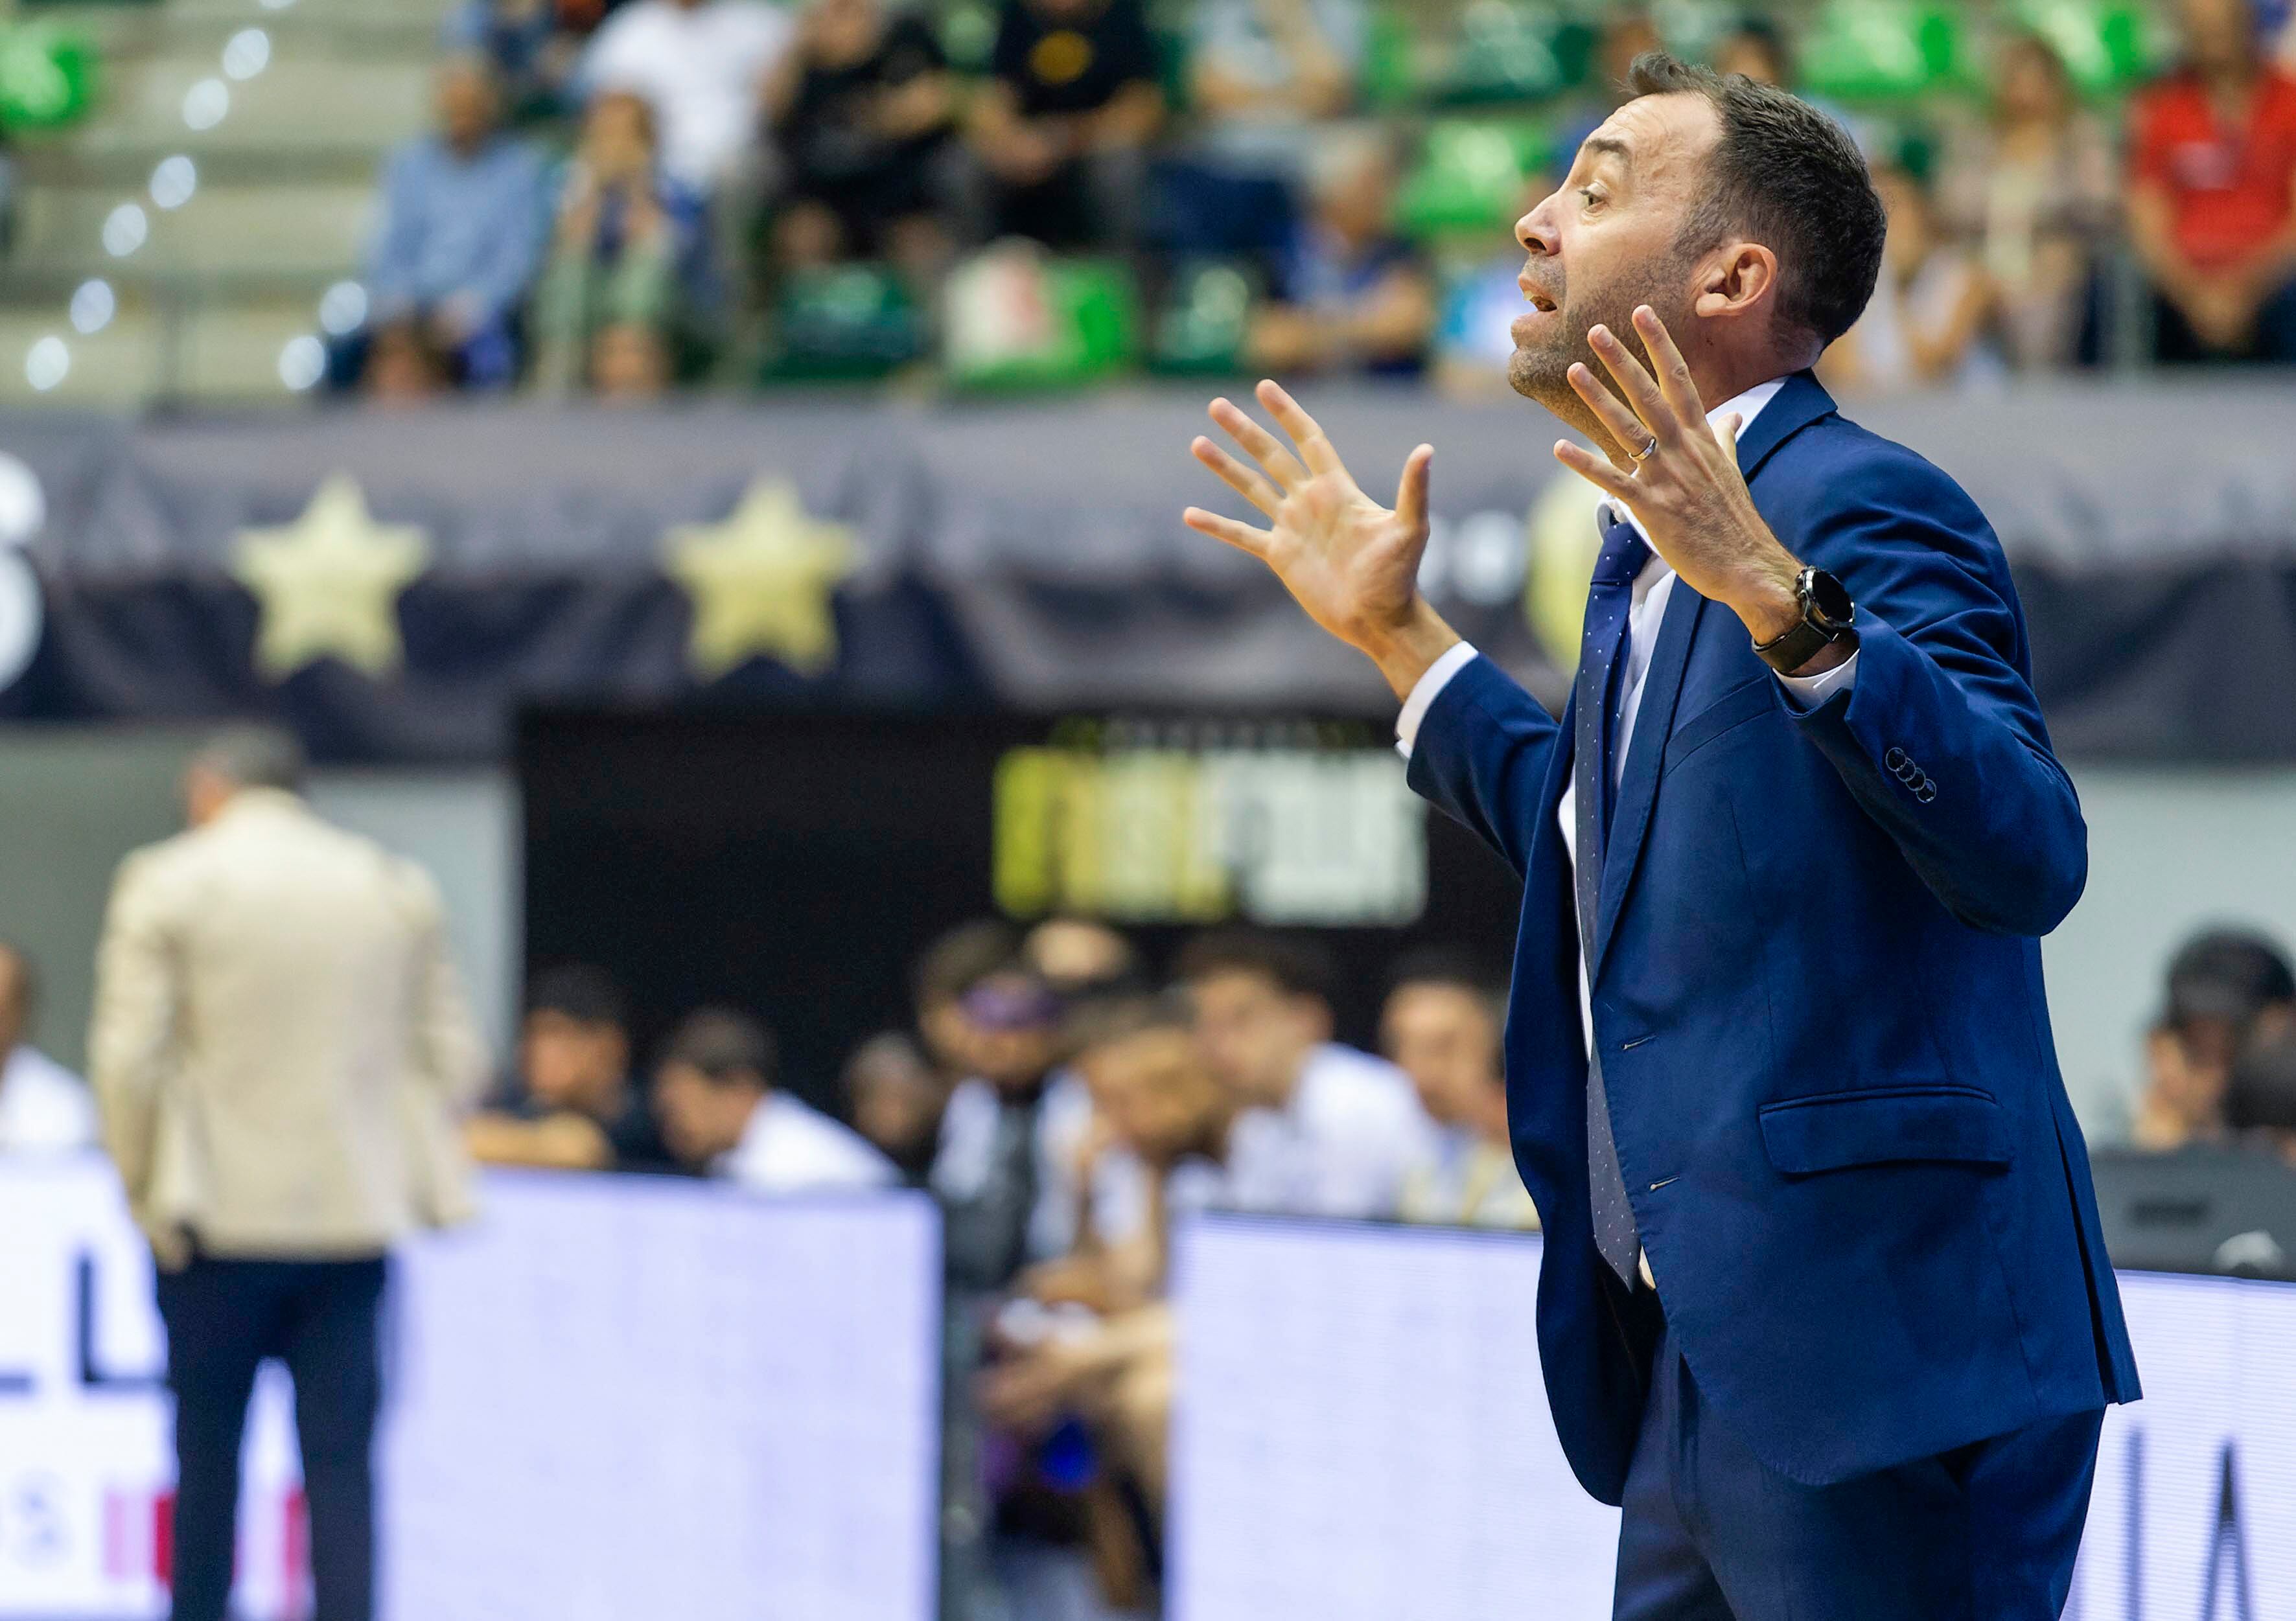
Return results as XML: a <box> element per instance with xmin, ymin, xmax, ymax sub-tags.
<box><xmin>1776</xmin><ymin>647</ymin><xmax>1859</xmax><ymax>710</ymax></box>
<box><xmin>1394</xmin><ymin>641</ymin><xmax>1481</xmax><ymax>761</ymax></box>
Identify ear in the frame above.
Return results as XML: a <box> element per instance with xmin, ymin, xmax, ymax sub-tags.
<box><xmin>1692</xmin><ymin>242</ymin><xmax>1779</xmax><ymax>323</ymax></box>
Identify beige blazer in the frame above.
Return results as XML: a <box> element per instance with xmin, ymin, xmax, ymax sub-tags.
<box><xmin>89</xmin><ymin>789</ymin><xmax>489</xmax><ymax>1267</ymax></box>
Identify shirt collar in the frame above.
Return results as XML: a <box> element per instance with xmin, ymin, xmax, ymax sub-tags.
<box><xmin>1597</xmin><ymin>376</ymin><xmax>1789</xmax><ymax>530</ymax></box>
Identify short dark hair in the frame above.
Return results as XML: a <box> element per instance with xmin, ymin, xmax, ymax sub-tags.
<box><xmin>660</xmin><ymin>1008</ymin><xmax>778</xmax><ymax>1090</ymax></box>
<box><xmin>913</xmin><ymin>919</ymin><xmax>1021</xmax><ymax>1009</ymax></box>
<box><xmin>1626</xmin><ymin>51</ymin><xmax>1886</xmax><ymax>349</ymax></box>
<box><xmin>525</xmin><ymin>964</ymin><xmax>628</xmax><ymax>1028</ymax></box>
<box><xmin>191</xmin><ymin>724</ymin><xmax>307</xmax><ymax>793</ymax></box>
<box><xmin>1172</xmin><ymin>928</ymin><xmax>1338</xmax><ymax>1007</ymax></box>
<box><xmin>2165</xmin><ymin>928</ymin><xmax>2296</xmax><ymax>1030</ymax></box>
<box><xmin>1063</xmin><ymin>991</ymin><xmax>1197</xmax><ymax>1057</ymax></box>
<box><xmin>2227</xmin><ymin>1036</ymin><xmax>2296</xmax><ymax>1135</ymax></box>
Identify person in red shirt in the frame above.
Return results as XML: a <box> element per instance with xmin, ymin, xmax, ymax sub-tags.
<box><xmin>2128</xmin><ymin>0</ymin><xmax>2296</xmax><ymax>361</ymax></box>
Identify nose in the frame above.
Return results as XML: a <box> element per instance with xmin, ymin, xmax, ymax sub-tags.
<box><xmin>1516</xmin><ymin>187</ymin><xmax>1563</xmax><ymax>259</ymax></box>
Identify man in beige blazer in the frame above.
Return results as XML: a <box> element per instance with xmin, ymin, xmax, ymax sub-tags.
<box><xmin>89</xmin><ymin>727</ymin><xmax>487</xmax><ymax>1621</ymax></box>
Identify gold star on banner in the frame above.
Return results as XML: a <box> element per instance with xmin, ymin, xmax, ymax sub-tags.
<box><xmin>232</xmin><ymin>474</ymin><xmax>430</xmax><ymax>681</ymax></box>
<box><xmin>661</xmin><ymin>479</ymin><xmax>856</xmax><ymax>679</ymax></box>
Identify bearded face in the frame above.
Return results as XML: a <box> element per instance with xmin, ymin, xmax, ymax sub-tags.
<box><xmin>1507</xmin><ymin>237</ymin><xmax>1702</xmax><ymax>447</ymax></box>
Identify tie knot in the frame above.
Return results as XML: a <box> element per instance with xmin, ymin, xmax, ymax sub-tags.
<box><xmin>1593</xmin><ymin>507</ymin><xmax>1651</xmax><ymax>586</ymax></box>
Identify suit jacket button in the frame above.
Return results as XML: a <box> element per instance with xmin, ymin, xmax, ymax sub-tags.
<box><xmin>1885</xmin><ymin>747</ymin><xmax>1907</xmax><ymax>770</ymax></box>
<box><xmin>1916</xmin><ymin>781</ymin><xmax>1936</xmax><ymax>803</ymax></box>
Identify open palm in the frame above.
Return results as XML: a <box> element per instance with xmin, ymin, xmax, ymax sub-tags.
<box><xmin>1184</xmin><ymin>381</ymin><xmax>1438</xmax><ymax>661</ymax></box>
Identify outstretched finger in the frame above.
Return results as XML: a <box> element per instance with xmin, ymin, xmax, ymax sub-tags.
<box><xmin>1192</xmin><ymin>436</ymin><xmax>1282</xmax><ymax>518</ymax></box>
<box><xmin>1567</xmin><ymin>362</ymin><xmax>1656</xmax><ymax>461</ymax></box>
<box><xmin>1552</xmin><ymin>439</ymin><xmax>1636</xmax><ymax>503</ymax></box>
<box><xmin>1393</xmin><ymin>443</ymin><xmax>1435</xmax><ymax>535</ymax></box>
<box><xmin>1256</xmin><ymin>379</ymin><xmax>1347</xmax><ymax>478</ymax></box>
<box><xmin>1183</xmin><ymin>506</ymin><xmax>1275</xmax><ymax>557</ymax></box>
<box><xmin>1208</xmin><ymin>397</ymin><xmax>1309</xmax><ymax>490</ymax></box>
<box><xmin>1632</xmin><ymin>306</ymin><xmax>1708</xmax><ymax>428</ymax></box>
<box><xmin>1588</xmin><ymin>323</ymin><xmax>1678</xmax><ymax>445</ymax></box>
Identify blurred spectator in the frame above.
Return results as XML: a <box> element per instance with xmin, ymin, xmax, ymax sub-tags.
<box><xmin>579</xmin><ymin>0</ymin><xmax>796</xmax><ymax>192</ymax></box>
<box><xmin>443</xmin><ymin>0</ymin><xmax>621</xmax><ymax>120</ymax></box>
<box><xmin>1822</xmin><ymin>152</ymin><xmax>1999</xmax><ymax>393</ymax></box>
<box><xmin>0</xmin><ymin>942</ymin><xmax>97</xmax><ymax>1153</ymax></box>
<box><xmin>466</xmin><ymin>964</ymin><xmax>677</xmax><ymax>1173</ymax></box>
<box><xmin>966</xmin><ymin>0</ymin><xmax>1165</xmax><ymax>250</ymax></box>
<box><xmin>531</xmin><ymin>90</ymin><xmax>712</xmax><ymax>394</ymax></box>
<box><xmin>2227</xmin><ymin>1032</ymin><xmax>2296</xmax><ymax>1162</ymax></box>
<box><xmin>914</xmin><ymin>917</ymin><xmax>1023</xmax><ymax>1081</ymax></box>
<box><xmin>359</xmin><ymin>56</ymin><xmax>550</xmax><ymax>391</ymax></box>
<box><xmin>655</xmin><ymin>1007</ymin><xmax>896</xmax><ymax>1190</ymax></box>
<box><xmin>1154</xmin><ymin>0</ymin><xmax>1365</xmax><ymax>260</ymax></box>
<box><xmin>1711</xmin><ymin>14</ymin><xmax>1791</xmax><ymax>86</ymax></box>
<box><xmin>360</xmin><ymin>319</ymin><xmax>458</xmax><ymax>402</ymax></box>
<box><xmin>764</xmin><ymin>0</ymin><xmax>958</xmax><ymax>288</ymax></box>
<box><xmin>1380</xmin><ymin>952</ymin><xmax>1537</xmax><ymax>1230</ymax></box>
<box><xmin>1175</xmin><ymin>928</ymin><xmax>1433</xmax><ymax>1218</ymax></box>
<box><xmin>932</xmin><ymin>961</ymin><xmax>1070</xmax><ymax>1291</ymax></box>
<box><xmin>2128</xmin><ymin>0</ymin><xmax>2296</xmax><ymax>363</ymax></box>
<box><xmin>89</xmin><ymin>727</ymin><xmax>486</xmax><ymax>1621</ymax></box>
<box><xmin>2134</xmin><ymin>926</ymin><xmax>2296</xmax><ymax>1149</ymax></box>
<box><xmin>1937</xmin><ymin>30</ymin><xmax>2116</xmax><ymax>369</ymax></box>
<box><xmin>844</xmin><ymin>1030</ymin><xmax>947</xmax><ymax>1184</ymax></box>
<box><xmin>1557</xmin><ymin>9</ymin><xmax>1665</xmax><ymax>159</ymax></box>
<box><xmin>1247</xmin><ymin>126</ymin><xmax>1435</xmax><ymax>378</ymax></box>
<box><xmin>1434</xmin><ymin>172</ymin><xmax>1554</xmax><ymax>394</ymax></box>
<box><xmin>1021</xmin><ymin>915</ymin><xmax>1140</xmax><ymax>998</ymax></box>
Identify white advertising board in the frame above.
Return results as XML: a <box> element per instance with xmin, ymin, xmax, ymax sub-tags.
<box><xmin>1170</xmin><ymin>1214</ymin><xmax>2296</xmax><ymax>1621</ymax></box>
<box><xmin>0</xmin><ymin>1161</ymin><xmax>940</xmax><ymax>1621</ymax></box>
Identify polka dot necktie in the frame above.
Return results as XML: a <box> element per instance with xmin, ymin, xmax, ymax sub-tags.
<box><xmin>1577</xmin><ymin>504</ymin><xmax>1652</xmax><ymax>1289</ymax></box>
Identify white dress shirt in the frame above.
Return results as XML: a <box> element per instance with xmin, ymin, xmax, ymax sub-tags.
<box><xmin>1397</xmin><ymin>379</ymin><xmax>1859</xmax><ymax>1044</ymax></box>
<box><xmin>0</xmin><ymin>1045</ymin><xmax>99</xmax><ymax>1154</ymax></box>
<box><xmin>717</xmin><ymin>1091</ymin><xmax>898</xmax><ymax>1195</ymax></box>
<box><xmin>1221</xmin><ymin>1042</ymin><xmax>1439</xmax><ymax>1219</ymax></box>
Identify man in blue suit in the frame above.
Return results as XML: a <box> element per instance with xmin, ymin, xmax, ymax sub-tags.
<box><xmin>1183</xmin><ymin>53</ymin><xmax>2140</xmax><ymax>1619</ymax></box>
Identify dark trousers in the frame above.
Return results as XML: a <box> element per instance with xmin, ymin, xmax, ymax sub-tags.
<box><xmin>154</xmin><ymin>1253</ymin><xmax>388</xmax><ymax>1621</ymax></box>
<box><xmin>1614</xmin><ymin>1321</ymin><xmax>2103</xmax><ymax>1620</ymax></box>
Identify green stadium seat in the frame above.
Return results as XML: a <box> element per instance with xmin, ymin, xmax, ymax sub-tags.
<box><xmin>0</xmin><ymin>21</ymin><xmax>100</xmax><ymax>132</ymax></box>
<box><xmin>756</xmin><ymin>266</ymin><xmax>928</xmax><ymax>384</ymax></box>
<box><xmin>944</xmin><ymin>248</ymin><xmax>1141</xmax><ymax>391</ymax></box>
<box><xmin>1799</xmin><ymin>0</ymin><xmax>1974</xmax><ymax>103</ymax></box>
<box><xmin>2011</xmin><ymin>0</ymin><xmax>2174</xmax><ymax>97</ymax></box>
<box><xmin>1146</xmin><ymin>259</ymin><xmax>1260</xmax><ymax>377</ymax></box>
<box><xmin>1431</xmin><ymin>3</ymin><xmax>1575</xmax><ymax>106</ymax></box>
<box><xmin>1397</xmin><ymin>119</ymin><xmax>1551</xmax><ymax>238</ymax></box>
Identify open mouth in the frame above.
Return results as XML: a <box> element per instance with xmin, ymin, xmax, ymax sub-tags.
<box><xmin>1525</xmin><ymin>291</ymin><xmax>1559</xmax><ymax>314</ymax></box>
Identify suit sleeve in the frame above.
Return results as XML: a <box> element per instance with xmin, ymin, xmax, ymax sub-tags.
<box><xmin>86</xmin><ymin>851</ymin><xmax>177</xmax><ymax>1203</ymax></box>
<box><xmin>1779</xmin><ymin>454</ymin><xmax>2087</xmax><ymax>937</ymax></box>
<box><xmin>1401</xmin><ymin>654</ymin><xmax>1564</xmax><ymax>880</ymax></box>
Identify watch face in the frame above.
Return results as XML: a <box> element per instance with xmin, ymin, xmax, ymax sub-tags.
<box><xmin>1805</xmin><ymin>569</ymin><xmax>1854</xmax><ymax>628</ymax></box>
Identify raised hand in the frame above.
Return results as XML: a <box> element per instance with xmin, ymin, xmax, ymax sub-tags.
<box><xmin>1185</xmin><ymin>380</ymin><xmax>1460</xmax><ymax>698</ymax></box>
<box><xmin>1550</xmin><ymin>306</ymin><xmax>1803</xmax><ymax>645</ymax></box>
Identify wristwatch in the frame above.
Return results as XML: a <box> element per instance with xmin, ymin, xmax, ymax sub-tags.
<box><xmin>1752</xmin><ymin>566</ymin><xmax>1857</xmax><ymax>675</ymax></box>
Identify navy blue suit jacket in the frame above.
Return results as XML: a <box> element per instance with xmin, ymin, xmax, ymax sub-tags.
<box><xmin>1406</xmin><ymin>373</ymin><xmax>2141</xmax><ymax>1504</ymax></box>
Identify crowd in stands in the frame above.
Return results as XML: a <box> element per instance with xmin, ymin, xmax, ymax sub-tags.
<box><xmin>323</xmin><ymin>0</ymin><xmax>2296</xmax><ymax>402</ymax></box>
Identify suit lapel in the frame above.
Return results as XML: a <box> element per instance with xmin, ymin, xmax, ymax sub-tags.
<box><xmin>1590</xmin><ymin>582</ymin><xmax>1704</xmax><ymax>974</ymax></box>
<box><xmin>1579</xmin><ymin>371</ymin><xmax>1838</xmax><ymax>980</ymax></box>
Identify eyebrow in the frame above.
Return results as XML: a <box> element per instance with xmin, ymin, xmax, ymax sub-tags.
<box><xmin>1581</xmin><ymin>136</ymin><xmax>1633</xmax><ymax>170</ymax></box>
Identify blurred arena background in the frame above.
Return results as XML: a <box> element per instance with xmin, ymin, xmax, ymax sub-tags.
<box><xmin>0</xmin><ymin>0</ymin><xmax>2293</xmax><ymax>1615</ymax></box>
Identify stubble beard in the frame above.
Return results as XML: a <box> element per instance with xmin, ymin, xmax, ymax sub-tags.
<box><xmin>1507</xmin><ymin>261</ymin><xmax>1695</xmax><ymax>458</ymax></box>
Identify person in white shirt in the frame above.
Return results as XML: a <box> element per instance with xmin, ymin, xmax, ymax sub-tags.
<box><xmin>1380</xmin><ymin>949</ymin><xmax>1540</xmax><ymax>1230</ymax></box>
<box><xmin>0</xmin><ymin>943</ymin><xmax>98</xmax><ymax>1154</ymax></box>
<box><xmin>1174</xmin><ymin>928</ymin><xmax>1435</xmax><ymax>1219</ymax></box>
<box><xmin>578</xmin><ymin>0</ymin><xmax>795</xmax><ymax>190</ymax></box>
<box><xmin>653</xmin><ymin>1008</ymin><xmax>896</xmax><ymax>1194</ymax></box>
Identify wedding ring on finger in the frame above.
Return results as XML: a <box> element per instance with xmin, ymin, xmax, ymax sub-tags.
<box><xmin>1630</xmin><ymin>435</ymin><xmax>1659</xmax><ymax>463</ymax></box>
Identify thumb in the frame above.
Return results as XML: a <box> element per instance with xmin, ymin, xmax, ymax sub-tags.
<box><xmin>1394</xmin><ymin>444</ymin><xmax>1435</xmax><ymax>535</ymax></box>
<box><xmin>1714</xmin><ymin>412</ymin><xmax>1745</xmax><ymax>465</ymax></box>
